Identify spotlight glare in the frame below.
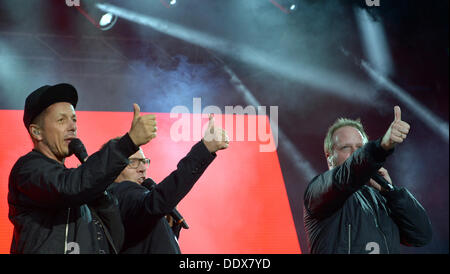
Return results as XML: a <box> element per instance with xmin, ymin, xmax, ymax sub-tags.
<box><xmin>170</xmin><ymin>0</ymin><xmax>177</xmax><ymax>5</ymax></box>
<box><xmin>97</xmin><ymin>12</ymin><xmax>117</xmax><ymax>31</ymax></box>
<box><xmin>99</xmin><ymin>13</ymin><xmax>113</xmax><ymax>26</ymax></box>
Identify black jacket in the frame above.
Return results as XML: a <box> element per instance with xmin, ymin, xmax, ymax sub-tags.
<box><xmin>108</xmin><ymin>140</ymin><xmax>216</xmax><ymax>254</ymax></box>
<box><xmin>303</xmin><ymin>139</ymin><xmax>432</xmax><ymax>254</ymax></box>
<box><xmin>8</xmin><ymin>134</ymin><xmax>138</xmax><ymax>254</ymax></box>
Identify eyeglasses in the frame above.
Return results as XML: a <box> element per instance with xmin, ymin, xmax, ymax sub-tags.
<box><xmin>128</xmin><ymin>158</ymin><xmax>150</xmax><ymax>169</ymax></box>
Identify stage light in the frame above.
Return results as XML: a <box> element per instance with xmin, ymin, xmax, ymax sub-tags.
<box><xmin>270</xmin><ymin>0</ymin><xmax>298</xmax><ymax>14</ymax></box>
<box><xmin>74</xmin><ymin>0</ymin><xmax>118</xmax><ymax>31</ymax></box>
<box><xmin>159</xmin><ymin>0</ymin><xmax>177</xmax><ymax>8</ymax></box>
<box><xmin>99</xmin><ymin>13</ymin><xmax>113</xmax><ymax>26</ymax></box>
<box><xmin>98</xmin><ymin>12</ymin><xmax>117</xmax><ymax>30</ymax></box>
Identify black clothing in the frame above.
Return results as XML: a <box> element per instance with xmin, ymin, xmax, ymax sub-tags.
<box><xmin>304</xmin><ymin>139</ymin><xmax>432</xmax><ymax>254</ymax></box>
<box><xmin>141</xmin><ymin>178</ymin><xmax>183</xmax><ymax>253</ymax></box>
<box><xmin>8</xmin><ymin>134</ymin><xmax>138</xmax><ymax>254</ymax></box>
<box><xmin>108</xmin><ymin>140</ymin><xmax>215</xmax><ymax>254</ymax></box>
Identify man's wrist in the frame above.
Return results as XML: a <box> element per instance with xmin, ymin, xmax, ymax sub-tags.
<box><xmin>373</xmin><ymin>138</ymin><xmax>395</xmax><ymax>162</ymax></box>
<box><xmin>202</xmin><ymin>138</ymin><xmax>216</xmax><ymax>154</ymax></box>
<box><xmin>380</xmin><ymin>140</ymin><xmax>394</xmax><ymax>151</ymax></box>
<box><xmin>128</xmin><ymin>131</ymin><xmax>139</xmax><ymax>147</ymax></box>
<box><xmin>119</xmin><ymin>133</ymin><xmax>140</xmax><ymax>155</ymax></box>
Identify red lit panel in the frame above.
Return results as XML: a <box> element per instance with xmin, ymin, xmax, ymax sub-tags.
<box><xmin>0</xmin><ymin>110</ymin><xmax>300</xmax><ymax>254</ymax></box>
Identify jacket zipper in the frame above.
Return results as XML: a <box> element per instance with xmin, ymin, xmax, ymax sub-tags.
<box><xmin>348</xmin><ymin>224</ymin><xmax>351</xmax><ymax>254</ymax></box>
<box><xmin>64</xmin><ymin>208</ymin><xmax>70</xmax><ymax>254</ymax></box>
<box><xmin>374</xmin><ymin>219</ymin><xmax>390</xmax><ymax>254</ymax></box>
<box><xmin>371</xmin><ymin>209</ymin><xmax>389</xmax><ymax>254</ymax></box>
<box><xmin>363</xmin><ymin>188</ymin><xmax>390</xmax><ymax>254</ymax></box>
<box><xmin>381</xmin><ymin>231</ymin><xmax>389</xmax><ymax>254</ymax></box>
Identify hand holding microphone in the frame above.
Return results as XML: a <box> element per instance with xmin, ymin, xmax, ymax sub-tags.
<box><xmin>369</xmin><ymin>167</ymin><xmax>394</xmax><ymax>192</ymax></box>
<box><xmin>68</xmin><ymin>138</ymin><xmax>88</xmax><ymax>163</ymax></box>
<box><xmin>169</xmin><ymin>208</ymin><xmax>189</xmax><ymax>230</ymax></box>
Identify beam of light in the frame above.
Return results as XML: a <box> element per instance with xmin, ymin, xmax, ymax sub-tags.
<box><xmin>0</xmin><ymin>39</ymin><xmax>28</xmax><ymax>106</ymax></box>
<box><xmin>269</xmin><ymin>0</ymin><xmax>298</xmax><ymax>14</ymax></box>
<box><xmin>270</xmin><ymin>0</ymin><xmax>290</xmax><ymax>14</ymax></box>
<box><xmin>361</xmin><ymin>60</ymin><xmax>449</xmax><ymax>142</ymax></box>
<box><xmin>355</xmin><ymin>6</ymin><xmax>449</xmax><ymax>142</ymax></box>
<box><xmin>355</xmin><ymin>8</ymin><xmax>394</xmax><ymax>77</ymax></box>
<box><xmin>95</xmin><ymin>3</ymin><xmax>381</xmax><ymax>106</ymax></box>
<box><xmin>75</xmin><ymin>5</ymin><xmax>100</xmax><ymax>29</ymax></box>
<box><xmin>220</xmin><ymin>61</ymin><xmax>317</xmax><ymax>181</ymax></box>
<box><xmin>218</xmin><ymin>57</ymin><xmax>316</xmax><ymax>254</ymax></box>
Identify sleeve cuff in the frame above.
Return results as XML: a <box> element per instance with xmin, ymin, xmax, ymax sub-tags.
<box><xmin>117</xmin><ymin>133</ymin><xmax>140</xmax><ymax>157</ymax></box>
<box><xmin>371</xmin><ymin>138</ymin><xmax>395</xmax><ymax>163</ymax></box>
<box><xmin>195</xmin><ymin>140</ymin><xmax>217</xmax><ymax>160</ymax></box>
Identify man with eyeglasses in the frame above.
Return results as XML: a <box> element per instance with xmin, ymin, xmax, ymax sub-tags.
<box><xmin>113</xmin><ymin>153</ymin><xmax>150</xmax><ymax>185</ymax></box>
<box><xmin>108</xmin><ymin>114</ymin><xmax>229</xmax><ymax>253</ymax></box>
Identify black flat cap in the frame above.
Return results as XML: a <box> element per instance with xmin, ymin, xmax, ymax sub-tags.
<box><xmin>23</xmin><ymin>83</ymin><xmax>78</xmax><ymax>129</ymax></box>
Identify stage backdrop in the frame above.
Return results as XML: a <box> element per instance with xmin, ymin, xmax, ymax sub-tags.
<box><xmin>0</xmin><ymin>110</ymin><xmax>300</xmax><ymax>254</ymax></box>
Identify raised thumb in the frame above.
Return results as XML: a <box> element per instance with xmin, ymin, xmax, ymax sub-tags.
<box><xmin>133</xmin><ymin>103</ymin><xmax>141</xmax><ymax>120</ymax></box>
<box><xmin>208</xmin><ymin>113</ymin><xmax>215</xmax><ymax>129</ymax></box>
<box><xmin>394</xmin><ymin>105</ymin><xmax>401</xmax><ymax>121</ymax></box>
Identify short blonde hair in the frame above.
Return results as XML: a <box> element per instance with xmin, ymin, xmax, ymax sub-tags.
<box><xmin>324</xmin><ymin>118</ymin><xmax>369</xmax><ymax>156</ymax></box>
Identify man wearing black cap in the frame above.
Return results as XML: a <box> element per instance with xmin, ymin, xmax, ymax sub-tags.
<box><xmin>8</xmin><ymin>83</ymin><xmax>157</xmax><ymax>254</ymax></box>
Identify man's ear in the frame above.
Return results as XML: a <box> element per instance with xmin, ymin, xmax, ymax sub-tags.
<box><xmin>29</xmin><ymin>124</ymin><xmax>42</xmax><ymax>141</ymax></box>
<box><xmin>326</xmin><ymin>152</ymin><xmax>334</xmax><ymax>169</ymax></box>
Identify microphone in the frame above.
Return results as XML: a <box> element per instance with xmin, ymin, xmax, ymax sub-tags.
<box><xmin>371</xmin><ymin>172</ymin><xmax>394</xmax><ymax>192</ymax></box>
<box><xmin>69</xmin><ymin>138</ymin><xmax>88</xmax><ymax>163</ymax></box>
<box><xmin>171</xmin><ymin>208</ymin><xmax>189</xmax><ymax>229</ymax></box>
<box><xmin>142</xmin><ymin>178</ymin><xmax>189</xmax><ymax>229</ymax></box>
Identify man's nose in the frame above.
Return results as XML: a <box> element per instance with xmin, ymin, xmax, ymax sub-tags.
<box><xmin>68</xmin><ymin>119</ymin><xmax>77</xmax><ymax>133</ymax></box>
<box><xmin>137</xmin><ymin>166</ymin><xmax>146</xmax><ymax>177</ymax></box>
<box><xmin>137</xmin><ymin>163</ymin><xmax>147</xmax><ymax>172</ymax></box>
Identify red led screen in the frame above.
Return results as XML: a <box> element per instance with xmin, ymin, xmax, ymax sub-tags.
<box><xmin>0</xmin><ymin>110</ymin><xmax>300</xmax><ymax>254</ymax></box>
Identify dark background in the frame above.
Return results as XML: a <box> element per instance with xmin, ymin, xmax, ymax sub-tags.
<box><xmin>0</xmin><ymin>0</ymin><xmax>448</xmax><ymax>253</ymax></box>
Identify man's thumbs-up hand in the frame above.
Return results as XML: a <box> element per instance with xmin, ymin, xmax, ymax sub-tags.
<box><xmin>128</xmin><ymin>103</ymin><xmax>157</xmax><ymax>147</ymax></box>
<box><xmin>202</xmin><ymin>114</ymin><xmax>229</xmax><ymax>153</ymax></box>
<box><xmin>381</xmin><ymin>106</ymin><xmax>410</xmax><ymax>151</ymax></box>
